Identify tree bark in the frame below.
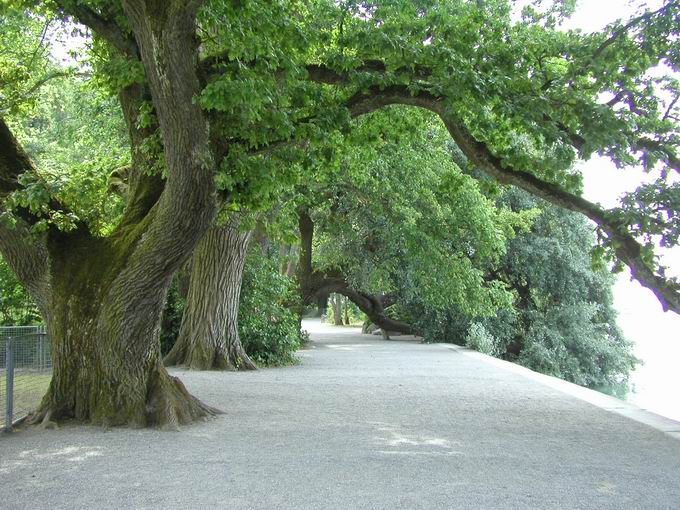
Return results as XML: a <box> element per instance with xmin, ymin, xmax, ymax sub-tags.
<box><xmin>164</xmin><ymin>217</ymin><xmax>256</xmax><ymax>370</ymax></box>
<box><xmin>38</xmin><ymin>230</ymin><xmax>216</xmax><ymax>427</ymax></box>
<box><xmin>0</xmin><ymin>1</ymin><xmax>221</xmax><ymax>428</ymax></box>
<box><xmin>332</xmin><ymin>294</ymin><xmax>343</xmax><ymax>325</ymax></box>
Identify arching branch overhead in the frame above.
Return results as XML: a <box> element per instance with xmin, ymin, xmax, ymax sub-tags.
<box><xmin>303</xmin><ymin>65</ymin><xmax>680</xmax><ymax>314</ymax></box>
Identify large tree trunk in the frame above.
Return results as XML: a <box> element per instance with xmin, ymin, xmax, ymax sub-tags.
<box><xmin>165</xmin><ymin>219</ymin><xmax>256</xmax><ymax>370</ymax></box>
<box><xmin>0</xmin><ymin>1</ymin><xmax>221</xmax><ymax>428</ymax></box>
<box><xmin>31</xmin><ymin>230</ymin><xmax>217</xmax><ymax>428</ymax></box>
<box><xmin>2</xmin><ymin>111</ymin><xmax>217</xmax><ymax>428</ymax></box>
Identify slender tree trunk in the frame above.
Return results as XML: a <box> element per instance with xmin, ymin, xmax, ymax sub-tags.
<box><xmin>285</xmin><ymin>246</ymin><xmax>298</xmax><ymax>277</ymax></box>
<box><xmin>315</xmin><ymin>293</ymin><xmax>328</xmax><ymax>317</ymax></box>
<box><xmin>332</xmin><ymin>293</ymin><xmax>343</xmax><ymax>325</ymax></box>
<box><xmin>279</xmin><ymin>245</ymin><xmax>290</xmax><ymax>275</ymax></box>
<box><xmin>164</xmin><ymin>219</ymin><xmax>256</xmax><ymax>370</ymax></box>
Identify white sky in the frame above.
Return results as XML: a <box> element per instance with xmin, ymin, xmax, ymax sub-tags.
<box><xmin>556</xmin><ymin>0</ymin><xmax>680</xmax><ymax>419</ymax></box>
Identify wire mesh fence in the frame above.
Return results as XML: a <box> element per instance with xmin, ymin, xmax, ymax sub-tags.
<box><xmin>0</xmin><ymin>326</ymin><xmax>52</xmax><ymax>431</ymax></box>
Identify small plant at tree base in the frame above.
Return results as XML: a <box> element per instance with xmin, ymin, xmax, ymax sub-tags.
<box><xmin>239</xmin><ymin>247</ymin><xmax>303</xmax><ymax>366</ymax></box>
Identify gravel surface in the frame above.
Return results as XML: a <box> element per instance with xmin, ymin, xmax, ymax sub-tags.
<box><xmin>1</xmin><ymin>319</ymin><xmax>680</xmax><ymax>509</ymax></box>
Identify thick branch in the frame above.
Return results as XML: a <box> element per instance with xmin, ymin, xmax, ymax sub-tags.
<box><xmin>115</xmin><ymin>0</ymin><xmax>217</xmax><ymax>285</ymax></box>
<box><xmin>115</xmin><ymin>84</ymin><xmax>165</xmax><ymax>228</ymax></box>
<box><xmin>0</xmin><ymin>217</ymin><xmax>50</xmax><ymax>314</ymax></box>
<box><xmin>298</xmin><ymin>208</ymin><xmax>314</xmax><ymax>276</ymax></box>
<box><xmin>434</xmin><ymin>114</ymin><xmax>680</xmax><ymax>314</ymax></box>
<box><xmin>308</xmin><ymin>63</ymin><xmax>680</xmax><ymax>175</ymax></box>
<box><xmin>54</xmin><ymin>2</ymin><xmax>139</xmax><ymax>58</ymax></box>
<box><xmin>340</xmin><ymin>287</ymin><xmax>413</xmax><ymax>335</ymax></box>
<box><xmin>303</xmin><ymin>75</ymin><xmax>680</xmax><ymax>314</ymax></box>
<box><xmin>52</xmin><ymin>4</ymin><xmax>164</xmax><ymax>231</ymax></box>
<box><xmin>0</xmin><ymin>118</ymin><xmax>32</xmax><ymax>195</ymax></box>
<box><xmin>0</xmin><ymin>118</ymin><xmax>49</xmax><ymax>310</ymax></box>
<box><xmin>296</xmin><ymin>210</ymin><xmax>413</xmax><ymax>334</ymax></box>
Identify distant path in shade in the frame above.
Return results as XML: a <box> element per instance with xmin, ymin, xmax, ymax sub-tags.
<box><xmin>1</xmin><ymin>318</ymin><xmax>679</xmax><ymax>510</ymax></box>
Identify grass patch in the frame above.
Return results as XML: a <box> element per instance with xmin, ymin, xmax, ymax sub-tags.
<box><xmin>0</xmin><ymin>371</ymin><xmax>51</xmax><ymax>423</ymax></box>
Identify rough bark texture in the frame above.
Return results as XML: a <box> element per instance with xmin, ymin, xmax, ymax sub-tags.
<box><xmin>39</xmin><ymin>230</ymin><xmax>216</xmax><ymax>427</ymax></box>
<box><xmin>0</xmin><ymin>1</ymin><xmax>221</xmax><ymax>428</ymax></box>
<box><xmin>164</xmin><ymin>218</ymin><xmax>256</xmax><ymax>370</ymax></box>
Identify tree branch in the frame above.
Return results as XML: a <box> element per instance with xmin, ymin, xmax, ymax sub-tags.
<box><xmin>301</xmin><ymin>73</ymin><xmax>680</xmax><ymax>314</ymax></box>
<box><xmin>113</xmin><ymin>0</ymin><xmax>216</xmax><ymax>285</ymax></box>
<box><xmin>295</xmin><ymin>209</ymin><xmax>413</xmax><ymax>334</ymax></box>
<box><xmin>54</xmin><ymin>1</ymin><xmax>139</xmax><ymax>58</ymax></box>
<box><xmin>0</xmin><ymin>118</ymin><xmax>50</xmax><ymax>310</ymax></box>
<box><xmin>0</xmin><ymin>118</ymin><xmax>32</xmax><ymax>195</ymax></box>
<box><xmin>589</xmin><ymin>0</ymin><xmax>679</xmax><ymax>62</ymax></box>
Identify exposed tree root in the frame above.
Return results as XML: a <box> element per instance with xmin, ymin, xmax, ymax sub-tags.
<box><xmin>146</xmin><ymin>369</ymin><xmax>222</xmax><ymax>430</ymax></box>
<box><xmin>25</xmin><ymin>365</ymin><xmax>221</xmax><ymax>430</ymax></box>
<box><xmin>165</xmin><ymin>340</ymin><xmax>257</xmax><ymax>371</ymax></box>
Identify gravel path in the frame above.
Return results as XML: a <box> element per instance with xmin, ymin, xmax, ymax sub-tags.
<box><xmin>1</xmin><ymin>319</ymin><xmax>680</xmax><ymax>509</ymax></box>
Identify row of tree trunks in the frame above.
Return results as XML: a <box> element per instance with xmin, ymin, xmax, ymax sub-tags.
<box><xmin>164</xmin><ymin>216</ymin><xmax>256</xmax><ymax>370</ymax></box>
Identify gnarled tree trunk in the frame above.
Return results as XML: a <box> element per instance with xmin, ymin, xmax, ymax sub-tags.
<box><xmin>165</xmin><ymin>217</ymin><xmax>256</xmax><ymax>370</ymax></box>
<box><xmin>42</xmin><ymin>232</ymin><xmax>215</xmax><ymax>427</ymax></box>
<box><xmin>0</xmin><ymin>114</ymin><xmax>213</xmax><ymax>428</ymax></box>
<box><xmin>0</xmin><ymin>1</ymin><xmax>221</xmax><ymax>428</ymax></box>
<box><xmin>11</xmin><ymin>216</ymin><xmax>218</xmax><ymax>429</ymax></box>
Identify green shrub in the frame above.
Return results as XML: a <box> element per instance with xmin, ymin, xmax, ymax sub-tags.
<box><xmin>160</xmin><ymin>278</ymin><xmax>184</xmax><ymax>356</ymax></box>
<box><xmin>239</xmin><ymin>246</ymin><xmax>302</xmax><ymax>366</ymax></box>
<box><xmin>465</xmin><ymin>322</ymin><xmax>499</xmax><ymax>356</ymax></box>
<box><xmin>0</xmin><ymin>255</ymin><xmax>41</xmax><ymax>326</ymax></box>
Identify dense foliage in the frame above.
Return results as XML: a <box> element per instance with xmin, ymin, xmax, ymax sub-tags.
<box><xmin>9</xmin><ymin>78</ymin><xmax>128</xmax><ymax>234</ymax></box>
<box><xmin>309</xmin><ymin>108</ymin><xmax>534</xmax><ymax>316</ymax></box>
<box><xmin>239</xmin><ymin>246</ymin><xmax>303</xmax><ymax>366</ymax></box>
<box><xmin>0</xmin><ymin>0</ymin><xmax>678</xmax><ymax>427</ymax></box>
<box><xmin>410</xmin><ymin>190</ymin><xmax>638</xmax><ymax>391</ymax></box>
<box><xmin>300</xmin><ymin>102</ymin><xmax>637</xmax><ymax>388</ymax></box>
<box><xmin>0</xmin><ymin>255</ymin><xmax>40</xmax><ymax>325</ymax></box>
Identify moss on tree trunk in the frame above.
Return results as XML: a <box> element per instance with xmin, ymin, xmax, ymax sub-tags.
<box><xmin>28</xmin><ymin>231</ymin><xmax>217</xmax><ymax>428</ymax></box>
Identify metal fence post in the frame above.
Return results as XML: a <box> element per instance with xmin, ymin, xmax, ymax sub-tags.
<box><xmin>37</xmin><ymin>333</ymin><xmax>44</xmax><ymax>370</ymax></box>
<box><xmin>5</xmin><ymin>336</ymin><xmax>14</xmax><ymax>432</ymax></box>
